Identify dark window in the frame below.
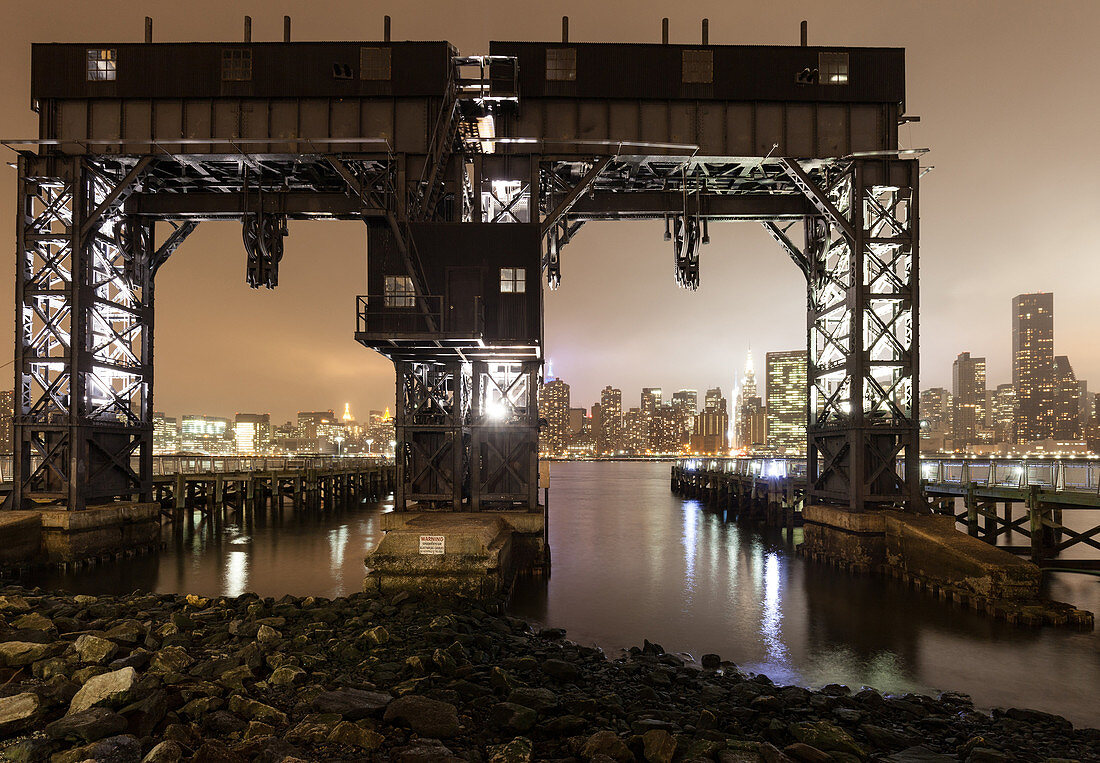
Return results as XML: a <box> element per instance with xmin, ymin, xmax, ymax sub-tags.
<box><xmin>222</xmin><ymin>49</ymin><xmax>252</xmax><ymax>81</ymax></box>
<box><xmin>360</xmin><ymin>47</ymin><xmax>392</xmax><ymax>80</ymax></box>
<box><xmin>333</xmin><ymin>63</ymin><xmax>354</xmax><ymax>80</ymax></box>
<box><xmin>500</xmin><ymin>268</ymin><xmax>526</xmax><ymax>294</ymax></box>
<box><xmin>86</xmin><ymin>49</ymin><xmax>117</xmax><ymax>81</ymax></box>
<box><xmin>384</xmin><ymin>276</ymin><xmax>415</xmax><ymax>308</ymax></box>
<box><xmin>682</xmin><ymin>50</ymin><xmax>713</xmax><ymax>84</ymax></box>
<box><xmin>545</xmin><ymin>48</ymin><xmax>576</xmax><ymax>81</ymax></box>
<box><xmin>819</xmin><ymin>52</ymin><xmax>849</xmax><ymax>85</ymax></box>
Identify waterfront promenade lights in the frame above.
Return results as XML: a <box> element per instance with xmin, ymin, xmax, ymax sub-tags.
<box><xmin>366</xmin><ymin>439</ymin><xmax>374</xmax><ymax>455</ymax></box>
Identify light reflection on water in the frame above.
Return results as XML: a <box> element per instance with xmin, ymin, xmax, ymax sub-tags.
<box><xmin>16</xmin><ymin>462</ymin><xmax>1100</xmax><ymax>727</ymax></box>
<box><xmin>509</xmin><ymin>461</ymin><xmax>1100</xmax><ymax>728</ymax></box>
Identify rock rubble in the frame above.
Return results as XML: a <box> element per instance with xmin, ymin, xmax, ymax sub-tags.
<box><xmin>0</xmin><ymin>585</ymin><xmax>1094</xmax><ymax>762</ymax></box>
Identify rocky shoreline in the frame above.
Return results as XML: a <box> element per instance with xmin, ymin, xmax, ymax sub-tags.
<box><xmin>0</xmin><ymin>585</ymin><xmax>1094</xmax><ymax>763</ymax></box>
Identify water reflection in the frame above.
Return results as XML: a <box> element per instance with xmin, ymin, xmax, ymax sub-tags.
<box><xmin>510</xmin><ymin>461</ymin><xmax>1100</xmax><ymax>727</ymax></box>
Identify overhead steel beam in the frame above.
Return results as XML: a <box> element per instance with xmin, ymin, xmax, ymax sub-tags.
<box><xmin>568</xmin><ymin>192</ymin><xmax>811</xmax><ymax>219</ymax></box>
<box><xmin>540</xmin><ymin>156</ymin><xmax>612</xmax><ymax>236</ymax></box>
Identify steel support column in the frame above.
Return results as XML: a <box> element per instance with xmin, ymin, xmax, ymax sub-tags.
<box><xmin>13</xmin><ymin>154</ymin><xmax>155</xmax><ymax>509</ymax></box>
<box><xmin>782</xmin><ymin>157</ymin><xmax>920</xmax><ymax>511</ymax></box>
<box><xmin>393</xmin><ymin>360</ymin><xmax>470</xmax><ymax>510</ymax></box>
<box><xmin>469</xmin><ymin>360</ymin><xmax>539</xmax><ymax>510</ymax></box>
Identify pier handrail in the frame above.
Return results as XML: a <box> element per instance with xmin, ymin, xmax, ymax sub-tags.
<box><xmin>676</xmin><ymin>456</ymin><xmax>1100</xmax><ymax>495</ymax></box>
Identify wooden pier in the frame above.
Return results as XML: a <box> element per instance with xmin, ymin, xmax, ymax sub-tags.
<box><xmin>150</xmin><ymin>456</ymin><xmax>396</xmax><ymax>517</ymax></box>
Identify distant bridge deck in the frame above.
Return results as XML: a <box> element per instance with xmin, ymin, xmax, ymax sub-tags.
<box><xmin>674</xmin><ymin>456</ymin><xmax>1100</xmax><ymax>572</ymax></box>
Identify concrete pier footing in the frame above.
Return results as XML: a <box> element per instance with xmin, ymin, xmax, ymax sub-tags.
<box><xmin>364</xmin><ymin>510</ymin><xmax>548</xmax><ymax>598</ymax></box>
<box><xmin>800</xmin><ymin>504</ymin><xmax>1093</xmax><ymax>628</ymax></box>
<box><xmin>0</xmin><ymin>503</ymin><xmax>161</xmax><ymax>569</ymax></box>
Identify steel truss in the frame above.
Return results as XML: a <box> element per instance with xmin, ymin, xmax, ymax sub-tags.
<box><xmin>14</xmin><ymin>155</ymin><xmax>155</xmax><ymax>508</ymax></box>
<box><xmin>774</xmin><ymin>157</ymin><xmax>920</xmax><ymax>511</ymax></box>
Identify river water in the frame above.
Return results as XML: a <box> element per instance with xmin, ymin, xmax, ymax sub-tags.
<box><xmin>19</xmin><ymin>461</ymin><xmax>1100</xmax><ymax>727</ymax></box>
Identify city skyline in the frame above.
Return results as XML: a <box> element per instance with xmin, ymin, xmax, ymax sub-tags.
<box><xmin>0</xmin><ymin>2</ymin><xmax>1098</xmax><ymax>421</ymax></box>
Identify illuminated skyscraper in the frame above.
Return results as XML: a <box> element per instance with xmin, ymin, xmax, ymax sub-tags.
<box><xmin>1053</xmin><ymin>356</ymin><xmax>1081</xmax><ymax>440</ymax></box>
<box><xmin>152</xmin><ymin>412</ymin><xmax>180</xmax><ymax>454</ymax></box>
<box><xmin>1012</xmin><ymin>292</ymin><xmax>1054</xmax><ymax>443</ymax></box>
<box><xmin>181</xmin><ymin>415</ymin><xmax>233</xmax><ymax>454</ymax></box>
<box><xmin>670</xmin><ymin>390</ymin><xmax>697</xmax><ymax>446</ymax></box>
<box><xmin>735</xmin><ymin>350</ymin><xmax>763</xmax><ymax>451</ymax></box>
<box><xmin>234</xmin><ymin>413</ymin><xmax>272</xmax><ymax>454</ymax></box>
<box><xmin>991</xmin><ymin>384</ymin><xmax>1016</xmax><ymax>444</ymax></box>
<box><xmin>766</xmin><ymin>350</ymin><xmax>808</xmax><ymax>453</ymax></box>
<box><xmin>951</xmin><ymin>352</ymin><xmax>986</xmax><ymax>448</ymax></box>
<box><xmin>703</xmin><ymin>387</ymin><xmax>726</xmax><ymax>414</ymax></box>
<box><xmin>538</xmin><ymin>378</ymin><xmax>570</xmax><ymax>455</ymax></box>
<box><xmin>597</xmin><ymin>386</ymin><xmax>623</xmax><ymax>454</ymax></box>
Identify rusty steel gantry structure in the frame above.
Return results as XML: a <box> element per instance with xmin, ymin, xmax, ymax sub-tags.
<box><xmin>9</xmin><ymin>15</ymin><xmax>922</xmax><ymax>514</ymax></box>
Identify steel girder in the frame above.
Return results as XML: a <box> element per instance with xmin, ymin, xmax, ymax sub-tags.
<box><xmin>14</xmin><ymin>154</ymin><xmax>155</xmax><ymax>508</ymax></box>
<box><xmin>469</xmin><ymin>361</ymin><xmax>539</xmax><ymax>510</ymax></box>
<box><xmin>776</xmin><ymin>157</ymin><xmax>921</xmax><ymax>511</ymax></box>
<box><xmin>394</xmin><ymin>361</ymin><xmax>470</xmax><ymax>510</ymax></box>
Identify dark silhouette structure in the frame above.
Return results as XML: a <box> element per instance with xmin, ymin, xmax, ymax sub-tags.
<box><xmin>10</xmin><ymin>16</ymin><xmax>921</xmax><ymax>513</ymax></box>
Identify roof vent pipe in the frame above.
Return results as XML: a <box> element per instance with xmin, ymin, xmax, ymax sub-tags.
<box><xmin>384</xmin><ymin>15</ymin><xmax>391</xmax><ymax>42</ymax></box>
<box><xmin>145</xmin><ymin>17</ymin><xmax>152</xmax><ymax>43</ymax></box>
<box><xmin>800</xmin><ymin>20</ymin><xmax>807</xmax><ymax>47</ymax></box>
<box><xmin>284</xmin><ymin>16</ymin><xmax>291</xmax><ymax>43</ymax></box>
<box><xmin>244</xmin><ymin>16</ymin><xmax>252</xmax><ymax>43</ymax></box>
<box><xmin>562</xmin><ymin>16</ymin><xmax>569</xmax><ymax>43</ymax></box>
<box><xmin>662</xmin><ymin>18</ymin><xmax>669</xmax><ymax>44</ymax></box>
<box><xmin>702</xmin><ymin>18</ymin><xmax>709</xmax><ymax>45</ymax></box>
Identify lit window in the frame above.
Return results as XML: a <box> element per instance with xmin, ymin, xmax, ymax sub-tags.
<box><xmin>86</xmin><ymin>49</ymin><xmax>117</xmax><ymax>81</ymax></box>
<box><xmin>222</xmin><ymin>49</ymin><xmax>252</xmax><ymax>81</ymax></box>
<box><xmin>545</xmin><ymin>48</ymin><xmax>576</xmax><ymax>81</ymax></box>
<box><xmin>500</xmin><ymin>268</ymin><xmax>526</xmax><ymax>293</ymax></box>
<box><xmin>818</xmin><ymin>52</ymin><xmax>849</xmax><ymax>85</ymax></box>
<box><xmin>384</xmin><ymin>275</ymin><xmax>416</xmax><ymax>307</ymax></box>
<box><xmin>360</xmin><ymin>47</ymin><xmax>391</xmax><ymax>80</ymax></box>
<box><xmin>682</xmin><ymin>50</ymin><xmax>713</xmax><ymax>84</ymax></box>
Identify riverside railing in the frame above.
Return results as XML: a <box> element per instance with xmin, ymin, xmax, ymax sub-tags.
<box><xmin>677</xmin><ymin>456</ymin><xmax>1100</xmax><ymax>496</ymax></box>
<box><xmin>0</xmin><ymin>454</ymin><xmax>393</xmax><ymax>483</ymax></box>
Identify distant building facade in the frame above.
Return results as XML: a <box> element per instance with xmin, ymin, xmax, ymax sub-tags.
<box><xmin>765</xmin><ymin>350</ymin><xmax>808</xmax><ymax>453</ymax></box>
<box><xmin>1013</xmin><ymin>292</ymin><xmax>1055</xmax><ymax>443</ymax></box>
<box><xmin>538</xmin><ymin>377</ymin><xmax>570</xmax><ymax>455</ymax></box>
<box><xmin>234</xmin><ymin>413</ymin><xmax>272</xmax><ymax>454</ymax></box>
<box><xmin>952</xmin><ymin>352</ymin><xmax>987</xmax><ymax>448</ymax></box>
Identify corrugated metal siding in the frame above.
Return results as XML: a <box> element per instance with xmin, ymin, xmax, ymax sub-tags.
<box><xmin>31</xmin><ymin>42</ymin><xmax>453</xmax><ymax>100</ymax></box>
<box><xmin>490</xmin><ymin>41</ymin><xmax>905</xmax><ymax>105</ymax></box>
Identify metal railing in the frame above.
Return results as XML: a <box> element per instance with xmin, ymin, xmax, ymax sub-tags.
<box><xmin>677</xmin><ymin>456</ymin><xmax>1100</xmax><ymax>495</ymax></box>
<box><xmin>356</xmin><ymin>294</ymin><xmax>484</xmax><ymax>336</ymax></box>
<box><xmin>0</xmin><ymin>454</ymin><xmax>391</xmax><ymax>483</ymax></box>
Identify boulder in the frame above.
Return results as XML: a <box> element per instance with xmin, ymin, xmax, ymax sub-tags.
<box><xmin>490</xmin><ymin>701</ymin><xmax>537</xmax><ymax>732</ymax></box>
<box><xmin>69</xmin><ymin>666</ymin><xmax>138</xmax><ymax>714</ymax></box>
<box><xmin>581</xmin><ymin>730</ymin><xmax>632</xmax><ymax>762</ymax></box>
<box><xmin>0</xmin><ymin>640</ymin><xmax>55</xmax><ymax>667</ymax></box>
<box><xmin>327</xmin><ymin>720</ymin><xmax>384</xmax><ymax>750</ymax></box>
<box><xmin>0</xmin><ymin>692</ymin><xmax>41</xmax><ymax>735</ymax></box>
<box><xmin>488</xmin><ymin>736</ymin><xmax>534</xmax><ymax>763</ymax></box>
<box><xmin>45</xmin><ymin>707</ymin><xmax>128</xmax><ymax>743</ymax></box>
<box><xmin>383</xmin><ymin>694</ymin><xmax>460</xmax><ymax>737</ymax></box>
<box><xmin>789</xmin><ymin>721</ymin><xmax>865</xmax><ymax>758</ymax></box>
<box><xmin>506</xmin><ymin>686</ymin><xmax>558</xmax><ymax>712</ymax></box>
<box><xmin>150</xmin><ymin>645</ymin><xmax>194</xmax><ymax>673</ymax></box>
<box><xmin>642</xmin><ymin>729</ymin><xmax>676</xmax><ymax>763</ymax></box>
<box><xmin>311</xmin><ymin>687</ymin><xmax>392</xmax><ymax>719</ymax></box>
<box><xmin>227</xmin><ymin>694</ymin><xmax>287</xmax><ymax>725</ymax></box>
<box><xmin>74</xmin><ymin>634</ymin><xmax>119</xmax><ymax>664</ymax></box>
<box><xmin>269</xmin><ymin>665</ymin><xmax>306</xmax><ymax>686</ymax></box>
<box><xmin>542</xmin><ymin>658</ymin><xmax>581</xmax><ymax>682</ymax></box>
<box><xmin>142</xmin><ymin>740</ymin><xmax>184</xmax><ymax>763</ymax></box>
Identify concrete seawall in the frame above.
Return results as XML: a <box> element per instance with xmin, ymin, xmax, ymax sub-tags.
<box><xmin>0</xmin><ymin>503</ymin><xmax>160</xmax><ymax>570</ymax></box>
<box><xmin>364</xmin><ymin>511</ymin><xmax>548</xmax><ymax>598</ymax></box>
<box><xmin>800</xmin><ymin>504</ymin><xmax>1092</xmax><ymax>628</ymax></box>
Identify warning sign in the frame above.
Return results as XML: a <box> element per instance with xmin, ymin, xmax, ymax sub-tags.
<box><xmin>419</xmin><ymin>535</ymin><xmax>445</xmax><ymax>555</ymax></box>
